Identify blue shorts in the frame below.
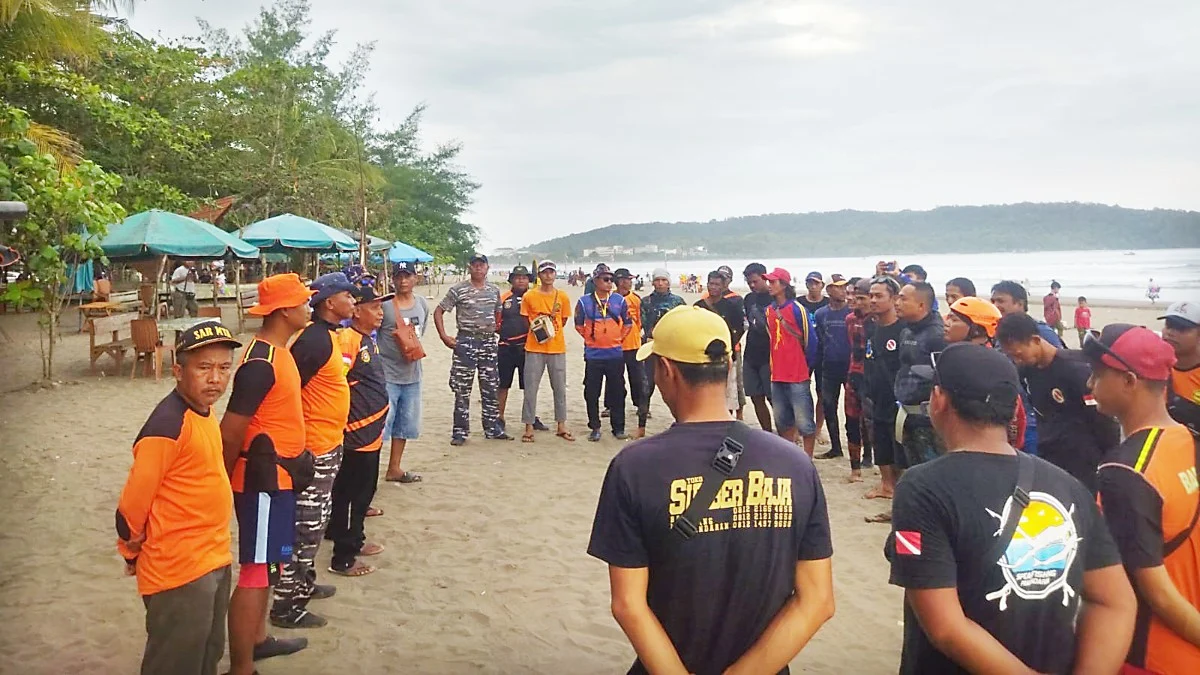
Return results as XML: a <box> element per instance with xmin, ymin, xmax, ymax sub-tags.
<box><xmin>771</xmin><ymin>381</ymin><xmax>817</xmax><ymax>436</ymax></box>
<box><xmin>233</xmin><ymin>490</ymin><xmax>295</xmax><ymax>565</ymax></box>
<box><xmin>384</xmin><ymin>381</ymin><xmax>421</xmax><ymax>440</ymax></box>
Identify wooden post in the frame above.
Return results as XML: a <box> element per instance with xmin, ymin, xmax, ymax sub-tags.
<box><xmin>234</xmin><ymin>259</ymin><xmax>243</xmax><ymax>334</ymax></box>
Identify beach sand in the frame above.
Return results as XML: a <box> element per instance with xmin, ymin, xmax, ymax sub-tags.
<box><xmin>0</xmin><ymin>289</ymin><xmax>1168</xmax><ymax>674</ymax></box>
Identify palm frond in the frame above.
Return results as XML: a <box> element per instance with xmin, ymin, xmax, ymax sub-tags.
<box><xmin>25</xmin><ymin>121</ymin><xmax>83</xmax><ymax>165</ymax></box>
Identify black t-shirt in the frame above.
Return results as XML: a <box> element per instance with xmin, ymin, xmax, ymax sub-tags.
<box><xmin>743</xmin><ymin>291</ymin><xmax>773</xmax><ymax>366</ymax></box>
<box><xmin>695</xmin><ymin>295</ymin><xmax>745</xmax><ymax>359</ymax></box>
<box><xmin>1023</xmin><ymin>351</ymin><xmax>1120</xmax><ymax>492</ymax></box>
<box><xmin>588</xmin><ymin>421</ymin><xmax>833</xmax><ymax>675</ymax></box>
<box><xmin>797</xmin><ymin>295</ymin><xmax>828</xmax><ymax>316</ymax></box>
<box><xmin>866</xmin><ymin>318</ymin><xmax>905</xmax><ymax>419</ymax></box>
<box><xmin>890</xmin><ymin>452</ymin><xmax>1122</xmax><ymax>675</ymax></box>
<box><xmin>499</xmin><ymin>288</ymin><xmax>530</xmax><ymax>346</ymax></box>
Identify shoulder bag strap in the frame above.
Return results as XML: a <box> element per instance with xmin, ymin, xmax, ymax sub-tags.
<box><xmin>775</xmin><ymin>302</ymin><xmax>808</xmax><ymax>351</ymax></box>
<box><xmin>1164</xmin><ymin>433</ymin><xmax>1200</xmax><ymax>558</ymax></box>
<box><xmin>984</xmin><ymin>453</ymin><xmax>1036</xmax><ymax>565</ymax></box>
<box><xmin>672</xmin><ymin>421</ymin><xmax>752</xmax><ymax>541</ymax></box>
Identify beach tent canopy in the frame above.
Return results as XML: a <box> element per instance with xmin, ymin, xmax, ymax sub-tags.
<box><xmin>241</xmin><ymin>214</ymin><xmax>357</xmax><ymax>253</ymax></box>
<box><xmin>387</xmin><ymin>241</ymin><xmax>434</xmax><ymax>263</ymax></box>
<box><xmin>101</xmin><ymin>209</ymin><xmax>260</xmax><ymax>260</ymax></box>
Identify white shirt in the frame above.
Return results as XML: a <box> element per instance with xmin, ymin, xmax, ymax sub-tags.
<box><xmin>171</xmin><ymin>265</ymin><xmax>196</xmax><ymax>293</ymax></box>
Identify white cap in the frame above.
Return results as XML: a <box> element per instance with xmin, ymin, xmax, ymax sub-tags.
<box><xmin>537</xmin><ymin>260</ymin><xmax>557</xmax><ymax>272</ymax></box>
<box><xmin>1160</xmin><ymin>301</ymin><xmax>1200</xmax><ymax>327</ymax></box>
<box><xmin>652</xmin><ymin>267</ymin><xmax>670</xmax><ymax>281</ymax></box>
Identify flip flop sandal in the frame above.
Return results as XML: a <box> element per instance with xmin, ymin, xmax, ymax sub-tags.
<box><xmin>365</xmin><ymin>506</ymin><xmax>383</xmax><ymax>517</ymax></box>
<box><xmin>252</xmin><ymin>635</ymin><xmax>307</xmax><ymax>661</ymax></box>
<box><xmin>522</xmin><ymin>433</ymin><xmax>535</xmax><ymax>442</ymax></box>
<box><xmin>360</xmin><ymin>542</ymin><xmax>385</xmax><ymax>556</ymax></box>
<box><xmin>556</xmin><ymin>431</ymin><xmax>576</xmax><ymax>442</ymax></box>
<box><xmin>386</xmin><ymin>471</ymin><xmax>423</xmax><ymax>483</ymax></box>
<box><xmin>327</xmin><ymin>562</ymin><xmax>376</xmax><ymax>577</ymax></box>
<box><xmin>864</xmin><ymin>512</ymin><xmax>892</xmax><ymax>524</ymax></box>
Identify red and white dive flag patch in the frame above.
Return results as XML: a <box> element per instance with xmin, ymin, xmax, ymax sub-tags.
<box><xmin>895</xmin><ymin>531</ymin><xmax>922</xmax><ymax>556</ymax></box>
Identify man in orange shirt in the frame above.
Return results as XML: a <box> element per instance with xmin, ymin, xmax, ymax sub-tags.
<box><xmin>521</xmin><ymin>260</ymin><xmax>575</xmax><ymax>442</ymax></box>
<box><xmin>271</xmin><ymin>272</ymin><xmax>355</xmax><ymax>628</ymax></box>
<box><xmin>221</xmin><ymin>274</ymin><xmax>313</xmax><ymax>674</ymax></box>
<box><xmin>1088</xmin><ymin>324</ymin><xmax>1200</xmax><ymax>674</ymax></box>
<box><xmin>615</xmin><ymin>268</ymin><xmax>649</xmax><ymax>438</ymax></box>
<box><xmin>1162</xmin><ymin>301</ymin><xmax>1200</xmax><ymax>435</ymax></box>
<box><xmin>117</xmin><ymin>319</ymin><xmax>241</xmax><ymax>675</ymax></box>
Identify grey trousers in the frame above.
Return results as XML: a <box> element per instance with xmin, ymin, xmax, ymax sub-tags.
<box><xmin>171</xmin><ymin>289</ymin><xmax>198</xmax><ymax>318</ymax></box>
<box><xmin>141</xmin><ymin>565</ymin><xmax>231</xmax><ymax>675</ymax></box>
<box><xmin>522</xmin><ymin>351</ymin><xmax>567</xmax><ymax>424</ymax></box>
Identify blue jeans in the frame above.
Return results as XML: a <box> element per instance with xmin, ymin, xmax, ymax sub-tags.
<box><xmin>384</xmin><ymin>381</ymin><xmax>421</xmax><ymax>440</ymax></box>
<box><xmin>771</xmin><ymin>381</ymin><xmax>817</xmax><ymax>436</ymax></box>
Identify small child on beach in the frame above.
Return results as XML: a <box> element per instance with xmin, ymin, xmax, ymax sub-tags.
<box><xmin>1074</xmin><ymin>296</ymin><xmax>1091</xmax><ymax>346</ymax></box>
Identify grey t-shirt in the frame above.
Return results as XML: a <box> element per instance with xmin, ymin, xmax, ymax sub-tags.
<box><xmin>438</xmin><ymin>281</ymin><xmax>501</xmax><ymax>333</ymax></box>
<box><xmin>379</xmin><ymin>295</ymin><xmax>429</xmax><ymax>385</ymax></box>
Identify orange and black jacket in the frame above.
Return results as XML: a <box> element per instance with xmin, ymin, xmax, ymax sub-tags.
<box><xmin>1097</xmin><ymin>426</ymin><xmax>1200</xmax><ymax>673</ymax></box>
<box><xmin>337</xmin><ymin>327</ymin><xmax>389</xmax><ymax>452</ymax></box>
<box><xmin>498</xmin><ymin>289</ymin><xmax>530</xmax><ymax>347</ymax></box>
<box><xmin>1168</xmin><ymin>364</ymin><xmax>1200</xmax><ymax>435</ymax></box>
<box><xmin>226</xmin><ymin>338</ymin><xmax>307</xmax><ymax>492</ymax></box>
<box><xmin>115</xmin><ymin>390</ymin><xmax>233</xmax><ymax>596</ymax></box>
<box><xmin>291</xmin><ymin>317</ymin><xmax>351</xmax><ymax>455</ymax></box>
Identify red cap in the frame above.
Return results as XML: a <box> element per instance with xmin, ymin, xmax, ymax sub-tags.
<box><xmin>762</xmin><ymin>267</ymin><xmax>792</xmax><ymax>285</ymax></box>
<box><xmin>1083</xmin><ymin>324</ymin><xmax>1176</xmax><ymax>381</ymax></box>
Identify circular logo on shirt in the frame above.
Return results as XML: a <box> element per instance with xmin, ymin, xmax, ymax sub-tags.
<box><xmin>986</xmin><ymin>491</ymin><xmax>1080</xmax><ymax>611</ymax></box>
<box><xmin>503</xmin><ymin>299</ymin><xmax>513</xmax><ymax>309</ymax></box>
<box><xmin>886</xmin><ymin>339</ymin><xmax>897</xmax><ymax>351</ymax></box>
<box><xmin>361</xmin><ymin>349</ymin><xmax>371</xmax><ymax>364</ymax></box>
<box><xmin>1051</xmin><ymin>388</ymin><xmax>1064</xmax><ymax>404</ymax></box>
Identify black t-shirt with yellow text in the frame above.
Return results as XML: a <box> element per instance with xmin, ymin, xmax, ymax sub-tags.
<box><xmin>587</xmin><ymin>421</ymin><xmax>833</xmax><ymax>675</ymax></box>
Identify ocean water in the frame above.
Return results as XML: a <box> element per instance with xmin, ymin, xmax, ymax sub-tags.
<box><xmin>596</xmin><ymin>248</ymin><xmax>1200</xmax><ymax>303</ymax></box>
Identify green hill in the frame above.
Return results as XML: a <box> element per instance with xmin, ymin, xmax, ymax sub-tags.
<box><xmin>524</xmin><ymin>203</ymin><xmax>1200</xmax><ymax>260</ymax></box>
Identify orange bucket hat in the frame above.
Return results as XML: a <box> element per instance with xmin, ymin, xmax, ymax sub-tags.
<box><xmin>247</xmin><ymin>273</ymin><xmax>315</xmax><ymax>316</ymax></box>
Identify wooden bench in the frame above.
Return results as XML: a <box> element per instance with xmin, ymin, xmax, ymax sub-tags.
<box><xmin>88</xmin><ymin>311</ymin><xmax>136</xmax><ymax>373</ymax></box>
<box><xmin>110</xmin><ymin>290</ymin><xmax>141</xmax><ymax>310</ymax></box>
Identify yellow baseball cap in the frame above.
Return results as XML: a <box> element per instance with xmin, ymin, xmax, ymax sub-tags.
<box><xmin>636</xmin><ymin>306</ymin><xmax>731</xmax><ymax>363</ymax></box>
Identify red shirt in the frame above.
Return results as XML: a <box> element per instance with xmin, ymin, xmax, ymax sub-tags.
<box><xmin>1043</xmin><ymin>292</ymin><xmax>1062</xmax><ymax>325</ymax></box>
<box><xmin>1074</xmin><ymin>306</ymin><xmax>1091</xmax><ymax>330</ymax></box>
<box><xmin>766</xmin><ymin>299</ymin><xmax>811</xmax><ymax>383</ymax></box>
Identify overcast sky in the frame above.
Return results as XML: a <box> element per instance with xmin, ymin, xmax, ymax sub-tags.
<box><xmin>122</xmin><ymin>1</ymin><xmax>1200</xmax><ymax>249</ymax></box>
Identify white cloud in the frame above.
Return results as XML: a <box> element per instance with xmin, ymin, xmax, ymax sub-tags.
<box><xmin>120</xmin><ymin>0</ymin><xmax>1200</xmax><ymax>248</ymax></box>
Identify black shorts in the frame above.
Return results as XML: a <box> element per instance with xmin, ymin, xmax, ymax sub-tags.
<box><xmin>498</xmin><ymin>344</ymin><xmax>526</xmax><ymax>390</ymax></box>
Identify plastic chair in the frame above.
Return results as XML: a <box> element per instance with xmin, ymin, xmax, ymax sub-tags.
<box><xmin>130</xmin><ymin>318</ymin><xmax>174</xmax><ymax>381</ymax></box>
<box><xmin>138</xmin><ymin>284</ymin><xmax>168</xmax><ymax>319</ymax></box>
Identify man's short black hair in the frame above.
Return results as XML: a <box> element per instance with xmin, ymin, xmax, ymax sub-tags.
<box><xmin>946</xmin><ymin>277</ymin><xmax>976</xmax><ymax>297</ymax></box>
<box><xmin>847</xmin><ymin>276</ymin><xmax>862</xmax><ymax>287</ymax></box>
<box><xmin>910</xmin><ymin>281</ymin><xmax>936</xmax><ymax>309</ymax></box>
<box><xmin>1051</xmin><ymin>280</ymin><xmax>1061</xmax><ymax>290</ymax></box>
<box><xmin>995</xmin><ymin>312</ymin><xmax>1040</xmax><ymax>345</ymax></box>
<box><xmin>708</xmin><ymin>271</ymin><xmax>724</xmax><ymax>281</ymax></box>
<box><xmin>942</xmin><ymin>388</ymin><xmax>1016</xmax><ymax>426</ymax></box>
<box><xmin>743</xmin><ymin>262</ymin><xmax>767</xmax><ymax>277</ymax></box>
<box><xmin>991</xmin><ymin>280</ymin><xmax>1028</xmax><ymax>309</ymax></box>
<box><xmin>1078</xmin><ymin>296</ymin><xmax>1087</xmax><ymax>303</ymax></box>
<box><xmin>902</xmin><ymin>264</ymin><xmax>927</xmax><ymax>280</ymax></box>
<box><xmin>654</xmin><ymin>340</ymin><xmax>730</xmax><ymax>386</ymax></box>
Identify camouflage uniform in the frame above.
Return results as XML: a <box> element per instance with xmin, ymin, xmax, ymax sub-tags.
<box><xmin>439</xmin><ymin>281</ymin><xmax>503</xmax><ymax>440</ymax></box>
<box><xmin>272</xmin><ymin>447</ymin><xmax>342</xmax><ymax>619</ymax></box>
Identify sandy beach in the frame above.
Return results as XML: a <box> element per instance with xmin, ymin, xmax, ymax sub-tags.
<box><xmin>0</xmin><ymin>286</ymin><xmax>1171</xmax><ymax>674</ymax></box>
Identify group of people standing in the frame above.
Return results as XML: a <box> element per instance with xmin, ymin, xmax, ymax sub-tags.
<box><xmin>116</xmin><ymin>262</ymin><xmax>437</xmax><ymax>674</ymax></box>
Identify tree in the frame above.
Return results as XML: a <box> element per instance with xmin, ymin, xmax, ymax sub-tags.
<box><xmin>0</xmin><ymin>104</ymin><xmax>124</xmax><ymax>379</ymax></box>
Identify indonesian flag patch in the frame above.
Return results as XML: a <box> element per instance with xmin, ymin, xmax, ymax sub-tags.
<box><xmin>895</xmin><ymin>531</ymin><xmax>922</xmax><ymax>556</ymax></box>
<box><xmin>1083</xmin><ymin>394</ymin><xmax>1097</xmax><ymax>407</ymax></box>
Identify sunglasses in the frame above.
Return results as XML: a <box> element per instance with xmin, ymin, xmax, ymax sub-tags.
<box><xmin>1082</xmin><ymin>332</ymin><xmax>1141</xmax><ymax>378</ymax></box>
<box><xmin>596</xmin><ymin>276</ymin><xmax>614</xmax><ymax>282</ymax></box>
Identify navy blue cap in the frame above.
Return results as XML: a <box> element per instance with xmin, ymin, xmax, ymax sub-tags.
<box><xmin>309</xmin><ymin>272</ymin><xmax>357</xmax><ymax>307</ymax></box>
<box><xmin>392</xmin><ymin>261</ymin><xmax>417</xmax><ymax>276</ymax></box>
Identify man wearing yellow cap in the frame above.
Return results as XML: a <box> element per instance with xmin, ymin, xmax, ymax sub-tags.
<box><xmin>587</xmin><ymin>306</ymin><xmax>835</xmax><ymax>674</ymax></box>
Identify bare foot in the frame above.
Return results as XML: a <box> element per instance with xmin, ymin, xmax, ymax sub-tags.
<box><xmin>865</xmin><ymin>510</ymin><xmax>892</xmax><ymax>524</ymax></box>
<box><xmin>845</xmin><ymin>470</ymin><xmax>863</xmax><ymax>484</ymax></box>
<box><xmin>863</xmin><ymin>484</ymin><xmax>893</xmax><ymax>499</ymax></box>
<box><xmin>633</xmin><ymin>428</ymin><xmax>646</xmax><ymax>439</ymax></box>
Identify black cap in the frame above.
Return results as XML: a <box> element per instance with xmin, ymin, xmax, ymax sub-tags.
<box><xmin>175</xmin><ymin>319</ymin><xmax>242</xmax><ymax>353</ymax></box>
<box><xmin>716</xmin><ymin>265</ymin><xmax>733</xmax><ymax>280</ymax></box>
<box><xmin>392</xmin><ymin>261</ymin><xmax>416</xmax><ymax>276</ymax></box>
<box><xmin>930</xmin><ymin>343</ymin><xmax>1020</xmax><ymax>411</ymax></box>
<box><xmin>353</xmin><ymin>286</ymin><xmax>395</xmax><ymax>304</ymax></box>
<box><xmin>509</xmin><ymin>265</ymin><xmax>531</xmax><ymax>281</ymax></box>
<box><xmin>469</xmin><ymin>253</ymin><xmax>488</xmax><ymax>264</ymax></box>
<box><xmin>613</xmin><ymin>268</ymin><xmax>633</xmax><ymax>280</ymax></box>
